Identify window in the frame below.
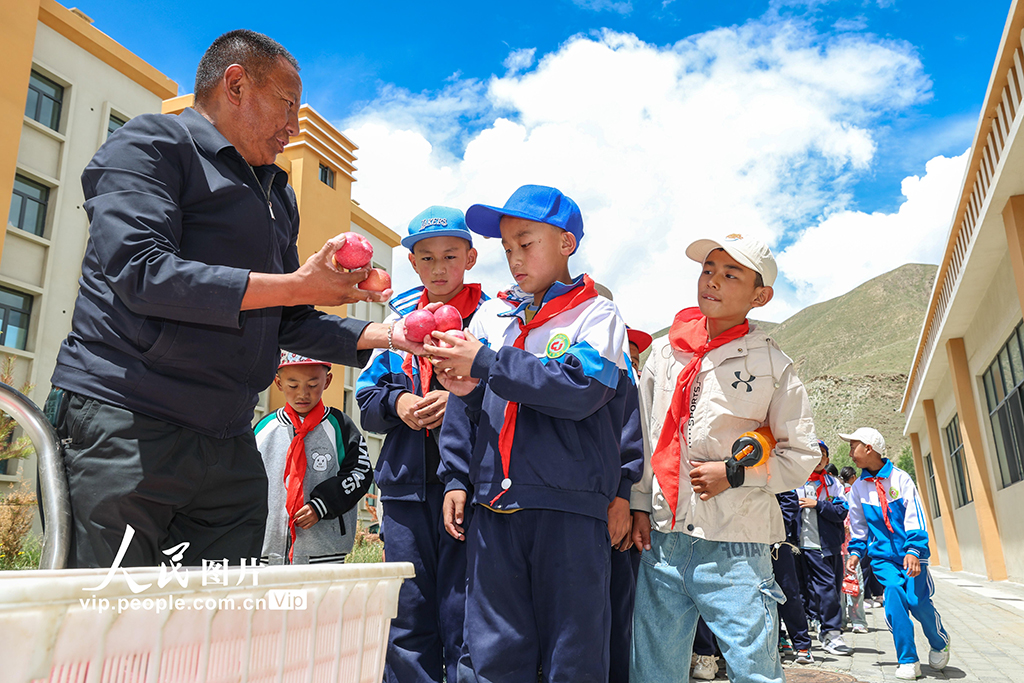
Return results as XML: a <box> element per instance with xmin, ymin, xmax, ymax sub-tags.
<box><xmin>945</xmin><ymin>415</ymin><xmax>973</xmax><ymax>507</ymax></box>
<box><xmin>8</xmin><ymin>174</ymin><xmax>49</xmax><ymax>236</ymax></box>
<box><xmin>319</xmin><ymin>163</ymin><xmax>335</xmax><ymax>188</ymax></box>
<box><xmin>25</xmin><ymin>70</ymin><xmax>63</xmax><ymax>131</ymax></box>
<box><xmin>0</xmin><ymin>288</ymin><xmax>32</xmax><ymax>351</ymax></box>
<box><xmin>983</xmin><ymin>321</ymin><xmax>1024</xmax><ymax>488</ymax></box>
<box><xmin>923</xmin><ymin>453</ymin><xmax>940</xmax><ymax>517</ymax></box>
<box><xmin>108</xmin><ymin>114</ymin><xmax>127</xmax><ymax>138</ymax></box>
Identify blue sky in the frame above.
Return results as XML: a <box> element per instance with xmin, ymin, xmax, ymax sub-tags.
<box><xmin>82</xmin><ymin>0</ymin><xmax>1012</xmax><ymax>327</ymax></box>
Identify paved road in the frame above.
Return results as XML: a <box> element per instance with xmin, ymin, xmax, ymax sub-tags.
<box><xmin>689</xmin><ymin>565</ymin><xmax>1024</xmax><ymax>681</ymax></box>
<box><xmin>783</xmin><ymin>565</ymin><xmax>1024</xmax><ymax>682</ymax></box>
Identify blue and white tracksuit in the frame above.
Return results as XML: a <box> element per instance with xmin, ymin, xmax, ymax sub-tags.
<box><xmin>848</xmin><ymin>459</ymin><xmax>949</xmax><ymax>664</ymax></box>
<box><xmin>438</xmin><ymin>275</ymin><xmax>643</xmax><ymax>683</ymax></box>
<box><xmin>356</xmin><ymin>285</ymin><xmax>488</xmax><ymax>683</ymax></box>
<box><xmin>796</xmin><ymin>473</ymin><xmax>848</xmax><ymax>639</ymax></box>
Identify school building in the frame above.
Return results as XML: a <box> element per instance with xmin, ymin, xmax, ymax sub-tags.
<box><xmin>0</xmin><ymin>1</ymin><xmax>399</xmax><ymax>519</ymax></box>
<box><xmin>902</xmin><ymin>1</ymin><xmax>1024</xmax><ymax>584</ymax></box>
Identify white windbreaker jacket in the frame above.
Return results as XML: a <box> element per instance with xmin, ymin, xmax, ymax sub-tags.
<box><xmin>631</xmin><ymin>324</ymin><xmax>821</xmax><ymax>543</ymax></box>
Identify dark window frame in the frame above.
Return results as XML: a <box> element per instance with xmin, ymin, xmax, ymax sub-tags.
<box><xmin>983</xmin><ymin>321</ymin><xmax>1024</xmax><ymax>489</ymax></box>
<box><xmin>923</xmin><ymin>453</ymin><xmax>940</xmax><ymax>518</ymax></box>
<box><xmin>9</xmin><ymin>174</ymin><xmax>49</xmax><ymax>236</ymax></box>
<box><xmin>0</xmin><ymin>287</ymin><xmax>32</xmax><ymax>351</ymax></box>
<box><xmin>319</xmin><ymin>163</ymin><xmax>335</xmax><ymax>189</ymax></box>
<box><xmin>945</xmin><ymin>414</ymin><xmax>973</xmax><ymax>507</ymax></box>
<box><xmin>107</xmin><ymin>113</ymin><xmax>127</xmax><ymax>138</ymax></box>
<box><xmin>25</xmin><ymin>70</ymin><xmax>64</xmax><ymax>131</ymax></box>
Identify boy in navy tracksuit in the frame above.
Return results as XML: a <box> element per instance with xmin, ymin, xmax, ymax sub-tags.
<box><xmin>797</xmin><ymin>440</ymin><xmax>852</xmax><ymax>656</ymax></box>
<box><xmin>843</xmin><ymin>427</ymin><xmax>949</xmax><ymax>680</ymax></box>
<box><xmin>427</xmin><ymin>185</ymin><xmax>642</xmax><ymax>682</ymax></box>
<box><xmin>773</xmin><ymin>490</ymin><xmax>814</xmax><ymax>664</ymax></box>
<box><xmin>356</xmin><ymin>206</ymin><xmax>487</xmax><ymax>683</ymax></box>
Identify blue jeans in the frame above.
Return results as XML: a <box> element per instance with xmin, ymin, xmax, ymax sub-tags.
<box><xmin>631</xmin><ymin>531</ymin><xmax>786</xmax><ymax>683</ymax></box>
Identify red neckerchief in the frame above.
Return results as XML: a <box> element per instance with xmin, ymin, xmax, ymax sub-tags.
<box><xmin>865</xmin><ymin>473</ymin><xmax>894</xmax><ymax>533</ymax></box>
<box><xmin>402</xmin><ymin>283</ymin><xmax>483</xmax><ymax>397</ymax></box>
<box><xmin>808</xmin><ymin>470</ymin><xmax>829</xmax><ymax>499</ymax></box>
<box><xmin>650</xmin><ymin>307</ymin><xmax>749</xmax><ymax>529</ymax></box>
<box><xmin>283</xmin><ymin>401</ymin><xmax>326</xmax><ymax>562</ymax></box>
<box><xmin>491</xmin><ymin>275</ymin><xmax>598</xmax><ymax>506</ymax></box>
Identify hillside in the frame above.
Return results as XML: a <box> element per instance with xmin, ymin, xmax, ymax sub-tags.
<box><xmin>648</xmin><ymin>263</ymin><xmax>937</xmax><ymax>460</ymax></box>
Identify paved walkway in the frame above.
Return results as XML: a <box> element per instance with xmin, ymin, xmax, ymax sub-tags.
<box><xmin>778</xmin><ymin>565</ymin><xmax>1024</xmax><ymax>682</ymax></box>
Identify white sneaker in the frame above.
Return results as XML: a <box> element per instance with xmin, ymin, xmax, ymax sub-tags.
<box><xmin>894</xmin><ymin>662</ymin><xmax>921</xmax><ymax>679</ymax></box>
<box><xmin>692</xmin><ymin>654</ymin><xmax>719</xmax><ymax>680</ymax></box>
<box><xmin>851</xmin><ymin>624</ymin><xmax>868</xmax><ymax>634</ymax></box>
<box><xmin>822</xmin><ymin>632</ymin><xmax>853</xmax><ymax>656</ymax></box>
<box><xmin>929</xmin><ymin>643</ymin><xmax>950</xmax><ymax>670</ymax></box>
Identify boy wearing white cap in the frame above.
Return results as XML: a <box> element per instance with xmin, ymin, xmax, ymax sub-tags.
<box><xmin>258</xmin><ymin>352</ymin><xmax>373</xmax><ymax>564</ymax></box>
<box><xmin>630</xmin><ymin>234</ymin><xmax>821</xmax><ymax>683</ymax></box>
<box><xmin>842</xmin><ymin>427</ymin><xmax>950</xmax><ymax>680</ymax></box>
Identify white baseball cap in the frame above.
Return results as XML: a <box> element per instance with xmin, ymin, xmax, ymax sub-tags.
<box><xmin>838</xmin><ymin>427</ymin><xmax>887</xmax><ymax>455</ymax></box>
<box><xmin>685</xmin><ymin>234</ymin><xmax>778</xmax><ymax>287</ymax></box>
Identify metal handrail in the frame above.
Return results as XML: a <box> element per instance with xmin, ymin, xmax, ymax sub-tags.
<box><xmin>0</xmin><ymin>382</ymin><xmax>69</xmax><ymax>569</ymax></box>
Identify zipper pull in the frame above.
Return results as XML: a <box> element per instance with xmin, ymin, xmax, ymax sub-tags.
<box><xmin>269</xmin><ymin>201</ymin><xmax>275</xmax><ymax>220</ymax></box>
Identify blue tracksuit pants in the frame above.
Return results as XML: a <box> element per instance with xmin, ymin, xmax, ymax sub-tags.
<box><xmin>772</xmin><ymin>544</ymin><xmax>811</xmax><ymax>651</ymax></box>
<box><xmin>383</xmin><ymin>484</ymin><xmax>471</xmax><ymax>683</ymax></box>
<box><xmin>459</xmin><ymin>507</ymin><xmax>611</xmax><ymax>683</ymax></box>
<box><xmin>609</xmin><ymin>546</ymin><xmax>639</xmax><ymax>683</ymax></box>
<box><xmin>798</xmin><ymin>548</ymin><xmax>843</xmax><ymax>637</ymax></box>
<box><xmin>871</xmin><ymin>559</ymin><xmax>949</xmax><ymax>664</ymax></box>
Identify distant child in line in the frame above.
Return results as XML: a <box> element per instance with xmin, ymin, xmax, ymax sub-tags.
<box><xmin>356</xmin><ymin>206</ymin><xmax>487</xmax><ymax>683</ymax></box>
<box><xmin>630</xmin><ymin>234</ymin><xmax>821</xmax><ymax>683</ymax></box>
<box><xmin>428</xmin><ymin>185</ymin><xmax>643</xmax><ymax>682</ymax></box>
<box><xmin>258</xmin><ymin>352</ymin><xmax>373</xmax><ymax>565</ymax></box>
<box><xmin>839</xmin><ymin>465</ymin><xmax>869</xmax><ymax>633</ymax></box>
<box><xmin>843</xmin><ymin>427</ymin><xmax>950</xmax><ymax>680</ymax></box>
<box><xmin>796</xmin><ymin>439</ymin><xmax>852</xmax><ymax>656</ymax></box>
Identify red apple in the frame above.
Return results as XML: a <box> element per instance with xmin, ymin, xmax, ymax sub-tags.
<box><xmin>333</xmin><ymin>232</ymin><xmax>374</xmax><ymax>269</ymax></box>
<box><xmin>433</xmin><ymin>304</ymin><xmax>463</xmax><ymax>332</ymax></box>
<box><xmin>404</xmin><ymin>309</ymin><xmax>437</xmax><ymax>344</ymax></box>
<box><xmin>436</xmin><ymin>329</ymin><xmax>466</xmax><ymax>349</ymax></box>
<box><xmin>358</xmin><ymin>268</ymin><xmax>391</xmax><ymax>292</ymax></box>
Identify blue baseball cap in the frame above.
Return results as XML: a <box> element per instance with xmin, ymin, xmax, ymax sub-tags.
<box><xmin>401</xmin><ymin>206</ymin><xmax>474</xmax><ymax>251</ymax></box>
<box><xmin>465</xmin><ymin>185</ymin><xmax>584</xmax><ymax>254</ymax></box>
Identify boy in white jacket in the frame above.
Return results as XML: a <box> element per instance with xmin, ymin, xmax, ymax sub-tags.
<box><xmin>630</xmin><ymin>235</ymin><xmax>820</xmax><ymax>683</ymax></box>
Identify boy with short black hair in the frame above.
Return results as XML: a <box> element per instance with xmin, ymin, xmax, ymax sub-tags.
<box><xmin>630</xmin><ymin>235</ymin><xmax>821</xmax><ymax>683</ymax></box>
<box><xmin>843</xmin><ymin>427</ymin><xmax>950</xmax><ymax>680</ymax></box>
<box><xmin>428</xmin><ymin>184</ymin><xmax>642</xmax><ymax>682</ymax></box>
<box><xmin>356</xmin><ymin>206</ymin><xmax>487</xmax><ymax>683</ymax></box>
<box><xmin>258</xmin><ymin>352</ymin><xmax>372</xmax><ymax>564</ymax></box>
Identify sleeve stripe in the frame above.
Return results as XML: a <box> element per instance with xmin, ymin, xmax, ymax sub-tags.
<box><xmin>356</xmin><ymin>349</ymin><xmax>403</xmax><ymax>392</ymax></box>
<box><xmin>545</xmin><ymin>340</ymin><xmax>620</xmax><ymax>389</ymax></box>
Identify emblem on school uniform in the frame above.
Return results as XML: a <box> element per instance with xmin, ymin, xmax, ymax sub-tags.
<box><xmin>546</xmin><ymin>333</ymin><xmax>571</xmax><ymax>358</ymax></box>
<box><xmin>889</xmin><ymin>486</ymin><xmax>899</xmax><ymax>499</ymax></box>
<box><xmin>311</xmin><ymin>453</ymin><xmax>329</xmax><ymax>472</ymax></box>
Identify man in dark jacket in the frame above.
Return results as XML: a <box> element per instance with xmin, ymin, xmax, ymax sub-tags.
<box><xmin>49</xmin><ymin>29</ymin><xmax>418</xmax><ymax>568</ymax></box>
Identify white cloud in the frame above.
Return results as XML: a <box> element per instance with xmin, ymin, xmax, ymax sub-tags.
<box><xmin>503</xmin><ymin>48</ymin><xmax>537</xmax><ymax>73</ymax></box>
<box><xmin>572</xmin><ymin>0</ymin><xmax>633</xmax><ymax>14</ymax></box>
<box><xmin>344</xmin><ymin>15</ymin><xmax>938</xmax><ymax>332</ymax></box>
<box><xmin>771</xmin><ymin>151</ymin><xmax>967</xmax><ymax>318</ymax></box>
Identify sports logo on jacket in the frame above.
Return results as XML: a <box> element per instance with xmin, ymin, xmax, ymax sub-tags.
<box><xmin>546</xmin><ymin>333</ymin><xmax>571</xmax><ymax>358</ymax></box>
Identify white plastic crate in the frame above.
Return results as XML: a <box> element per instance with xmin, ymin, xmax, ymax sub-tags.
<box><xmin>0</xmin><ymin>562</ymin><xmax>414</xmax><ymax>683</ymax></box>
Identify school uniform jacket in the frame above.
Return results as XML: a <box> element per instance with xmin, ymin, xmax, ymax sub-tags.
<box><xmin>631</xmin><ymin>325</ymin><xmax>820</xmax><ymax>544</ymax></box>
<box><xmin>256</xmin><ymin>406</ymin><xmax>372</xmax><ymax>564</ymax></box>
<box><xmin>356</xmin><ymin>286</ymin><xmax>488</xmax><ymax>502</ymax></box>
<box><xmin>796</xmin><ymin>473</ymin><xmax>849</xmax><ymax>556</ymax></box>
<box><xmin>438</xmin><ymin>276</ymin><xmax>643</xmax><ymax>522</ymax></box>
<box><xmin>847</xmin><ymin>459</ymin><xmax>930</xmax><ymax>564</ymax></box>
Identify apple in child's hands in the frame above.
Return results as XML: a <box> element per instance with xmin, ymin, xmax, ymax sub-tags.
<box><xmin>404</xmin><ymin>309</ymin><xmax>437</xmax><ymax>344</ymax></box>
<box><xmin>358</xmin><ymin>268</ymin><xmax>391</xmax><ymax>292</ymax></box>
<box><xmin>436</xmin><ymin>329</ymin><xmax>466</xmax><ymax>349</ymax></box>
<box><xmin>333</xmin><ymin>232</ymin><xmax>374</xmax><ymax>269</ymax></box>
<box><xmin>433</xmin><ymin>304</ymin><xmax>463</xmax><ymax>333</ymax></box>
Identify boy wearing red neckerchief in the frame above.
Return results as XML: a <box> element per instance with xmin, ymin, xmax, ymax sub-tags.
<box><xmin>426</xmin><ymin>185</ymin><xmax>643</xmax><ymax>683</ymax></box>
<box><xmin>357</xmin><ymin>206</ymin><xmax>486</xmax><ymax>683</ymax></box>
<box><xmin>629</xmin><ymin>235</ymin><xmax>820</xmax><ymax>683</ymax></box>
<box><xmin>257</xmin><ymin>352</ymin><xmax>373</xmax><ymax>565</ymax></box>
